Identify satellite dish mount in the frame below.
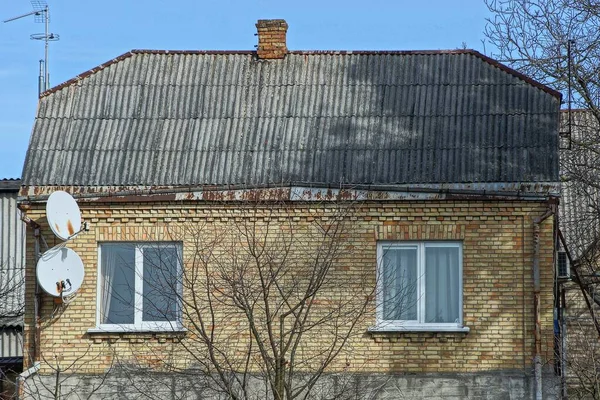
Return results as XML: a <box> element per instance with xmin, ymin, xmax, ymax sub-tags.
<box><xmin>35</xmin><ymin>191</ymin><xmax>87</xmax><ymax>302</ymax></box>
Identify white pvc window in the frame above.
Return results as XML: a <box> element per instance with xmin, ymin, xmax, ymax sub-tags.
<box><xmin>375</xmin><ymin>241</ymin><xmax>466</xmax><ymax>332</ymax></box>
<box><xmin>96</xmin><ymin>243</ymin><xmax>183</xmax><ymax>332</ymax></box>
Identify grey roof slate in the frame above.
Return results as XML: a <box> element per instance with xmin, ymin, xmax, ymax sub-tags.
<box><xmin>0</xmin><ymin>179</ymin><xmax>21</xmax><ymax>192</ymax></box>
<box><xmin>22</xmin><ymin>50</ymin><xmax>561</xmax><ymax>187</ymax></box>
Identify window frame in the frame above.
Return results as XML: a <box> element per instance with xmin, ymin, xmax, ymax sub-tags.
<box><xmin>373</xmin><ymin>241</ymin><xmax>468</xmax><ymax>332</ymax></box>
<box><xmin>557</xmin><ymin>251</ymin><xmax>570</xmax><ymax>278</ymax></box>
<box><xmin>94</xmin><ymin>242</ymin><xmax>184</xmax><ymax>333</ymax></box>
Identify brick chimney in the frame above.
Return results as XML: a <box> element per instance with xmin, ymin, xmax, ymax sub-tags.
<box><xmin>256</xmin><ymin>19</ymin><xmax>288</xmax><ymax>60</ymax></box>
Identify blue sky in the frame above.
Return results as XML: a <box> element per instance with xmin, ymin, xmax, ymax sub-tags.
<box><xmin>0</xmin><ymin>0</ymin><xmax>492</xmax><ymax>179</ymax></box>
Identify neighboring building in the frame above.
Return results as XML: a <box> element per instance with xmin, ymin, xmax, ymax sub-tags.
<box><xmin>557</xmin><ymin>110</ymin><xmax>600</xmax><ymax>398</ymax></box>
<box><xmin>17</xmin><ymin>20</ymin><xmax>562</xmax><ymax>399</ymax></box>
<box><xmin>0</xmin><ymin>179</ymin><xmax>24</xmax><ymax>398</ymax></box>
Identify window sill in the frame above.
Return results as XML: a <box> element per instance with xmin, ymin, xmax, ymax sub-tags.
<box><xmin>87</xmin><ymin>327</ymin><xmax>187</xmax><ymax>334</ymax></box>
<box><xmin>368</xmin><ymin>325</ymin><xmax>470</xmax><ymax>333</ymax></box>
<box><xmin>86</xmin><ymin>327</ymin><xmax>187</xmax><ymax>343</ymax></box>
<box><xmin>367</xmin><ymin>325</ymin><xmax>469</xmax><ymax>343</ymax></box>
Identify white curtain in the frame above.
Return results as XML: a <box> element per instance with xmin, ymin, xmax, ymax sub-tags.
<box><xmin>100</xmin><ymin>246</ymin><xmax>118</xmax><ymax>324</ymax></box>
<box><xmin>425</xmin><ymin>247</ymin><xmax>459</xmax><ymax>323</ymax></box>
<box><xmin>100</xmin><ymin>244</ymin><xmax>135</xmax><ymax>324</ymax></box>
<box><xmin>383</xmin><ymin>247</ymin><xmax>417</xmax><ymax>320</ymax></box>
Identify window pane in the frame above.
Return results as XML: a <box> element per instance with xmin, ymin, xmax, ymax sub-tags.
<box><xmin>558</xmin><ymin>252</ymin><xmax>568</xmax><ymax>277</ymax></box>
<box><xmin>101</xmin><ymin>244</ymin><xmax>135</xmax><ymax>324</ymax></box>
<box><xmin>425</xmin><ymin>246</ymin><xmax>459</xmax><ymax>323</ymax></box>
<box><xmin>382</xmin><ymin>247</ymin><xmax>418</xmax><ymax>321</ymax></box>
<box><xmin>142</xmin><ymin>247</ymin><xmax>179</xmax><ymax>322</ymax></box>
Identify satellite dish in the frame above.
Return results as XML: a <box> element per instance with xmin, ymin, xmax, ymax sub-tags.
<box><xmin>36</xmin><ymin>247</ymin><xmax>84</xmax><ymax>297</ymax></box>
<box><xmin>46</xmin><ymin>191</ymin><xmax>82</xmax><ymax>241</ymax></box>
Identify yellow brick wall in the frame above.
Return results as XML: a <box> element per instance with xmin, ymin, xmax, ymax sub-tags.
<box><xmin>21</xmin><ymin>200</ymin><xmax>555</xmax><ymax>375</ymax></box>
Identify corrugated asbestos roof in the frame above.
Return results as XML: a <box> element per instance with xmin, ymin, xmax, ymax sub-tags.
<box><xmin>22</xmin><ymin>50</ymin><xmax>561</xmax><ymax>187</ymax></box>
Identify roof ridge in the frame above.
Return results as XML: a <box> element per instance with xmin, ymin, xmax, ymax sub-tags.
<box><xmin>40</xmin><ymin>48</ymin><xmax>561</xmax><ymax>100</ymax></box>
<box><xmin>129</xmin><ymin>49</ymin><xmax>476</xmax><ymax>55</ymax></box>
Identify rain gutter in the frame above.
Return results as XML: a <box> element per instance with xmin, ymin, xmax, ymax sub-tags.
<box><xmin>17</xmin><ymin>183</ymin><xmax>560</xmax><ymax>204</ymax></box>
<box><xmin>533</xmin><ymin>208</ymin><xmax>554</xmax><ymax>400</ymax></box>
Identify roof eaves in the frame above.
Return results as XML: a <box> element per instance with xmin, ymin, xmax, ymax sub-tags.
<box><xmin>0</xmin><ymin>179</ymin><xmax>21</xmax><ymax>192</ymax></box>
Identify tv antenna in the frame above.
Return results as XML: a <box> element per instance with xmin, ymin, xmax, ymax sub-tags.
<box><xmin>4</xmin><ymin>1</ymin><xmax>60</xmax><ymax>95</ymax></box>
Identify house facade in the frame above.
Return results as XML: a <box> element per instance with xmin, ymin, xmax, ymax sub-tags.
<box><xmin>17</xmin><ymin>20</ymin><xmax>561</xmax><ymax>399</ymax></box>
<box><xmin>556</xmin><ymin>110</ymin><xmax>600</xmax><ymax>398</ymax></box>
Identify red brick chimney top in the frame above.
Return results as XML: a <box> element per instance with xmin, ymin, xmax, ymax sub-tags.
<box><xmin>256</xmin><ymin>19</ymin><xmax>288</xmax><ymax>60</ymax></box>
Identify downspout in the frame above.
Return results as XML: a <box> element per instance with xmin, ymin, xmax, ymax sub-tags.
<box><xmin>533</xmin><ymin>208</ymin><xmax>554</xmax><ymax>400</ymax></box>
<box><xmin>19</xmin><ymin>209</ymin><xmax>42</xmax><ymax>365</ymax></box>
<box><xmin>16</xmin><ymin>361</ymin><xmax>40</xmax><ymax>399</ymax></box>
<box><xmin>560</xmin><ymin>287</ymin><xmax>567</xmax><ymax>399</ymax></box>
<box><xmin>33</xmin><ymin>226</ymin><xmax>42</xmax><ymax>362</ymax></box>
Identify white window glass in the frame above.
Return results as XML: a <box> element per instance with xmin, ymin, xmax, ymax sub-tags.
<box><xmin>425</xmin><ymin>246</ymin><xmax>459</xmax><ymax>323</ymax></box>
<box><xmin>377</xmin><ymin>241</ymin><xmax>463</xmax><ymax>330</ymax></box>
<box><xmin>100</xmin><ymin>244</ymin><xmax>135</xmax><ymax>325</ymax></box>
<box><xmin>382</xmin><ymin>247</ymin><xmax>417</xmax><ymax>321</ymax></box>
<box><xmin>143</xmin><ymin>247</ymin><xmax>179</xmax><ymax>322</ymax></box>
<box><xmin>98</xmin><ymin>242</ymin><xmax>182</xmax><ymax>331</ymax></box>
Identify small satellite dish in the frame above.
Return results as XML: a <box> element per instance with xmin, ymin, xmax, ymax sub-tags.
<box><xmin>46</xmin><ymin>191</ymin><xmax>82</xmax><ymax>241</ymax></box>
<box><xmin>36</xmin><ymin>247</ymin><xmax>84</xmax><ymax>297</ymax></box>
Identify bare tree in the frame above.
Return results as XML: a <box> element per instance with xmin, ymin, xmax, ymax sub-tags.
<box><xmin>484</xmin><ymin>1</ymin><xmax>600</xmax><ymax>233</ymax></box>
<box><xmin>484</xmin><ymin>1</ymin><xmax>600</xmax><ymax>395</ymax></box>
<box><xmin>14</xmin><ymin>231</ymin><xmax>114</xmax><ymax>399</ymax></box>
<box><xmin>100</xmin><ymin>199</ymin><xmax>390</xmax><ymax>400</ymax></box>
<box><xmin>484</xmin><ymin>0</ymin><xmax>600</xmax><ymax>112</ymax></box>
<box><xmin>561</xmin><ymin>283</ymin><xmax>600</xmax><ymax>399</ymax></box>
<box><xmin>0</xmin><ymin>258</ymin><xmax>24</xmax><ymax>398</ymax></box>
<box><xmin>0</xmin><ymin>260</ymin><xmax>25</xmax><ymax>323</ymax></box>
<box><xmin>21</xmin><ymin>341</ymin><xmax>114</xmax><ymax>400</ymax></box>
<box><xmin>558</xmin><ymin>112</ymin><xmax>600</xmax><ymax>323</ymax></box>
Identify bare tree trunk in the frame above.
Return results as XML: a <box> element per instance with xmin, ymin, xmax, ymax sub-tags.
<box><xmin>108</xmin><ymin>199</ymin><xmax>381</xmax><ymax>399</ymax></box>
<box><xmin>484</xmin><ymin>2</ymin><xmax>600</xmax><ymax>395</ymax></box>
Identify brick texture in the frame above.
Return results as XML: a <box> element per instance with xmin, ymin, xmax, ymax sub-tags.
<box><xmin>256</xmin><ymin>19</ymin><xmax>288</xmax><ymax>59</ymax></box>
<box><xmin>21</xmin><ymin>199</ymin><xmax>555</xmax><ymax>376</ymax></box>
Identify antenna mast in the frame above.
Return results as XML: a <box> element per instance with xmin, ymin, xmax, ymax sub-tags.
<box><xmin>4</xmin><ymin>1</ymin><xmax>60</xmax><ymax>95</ymax></box>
